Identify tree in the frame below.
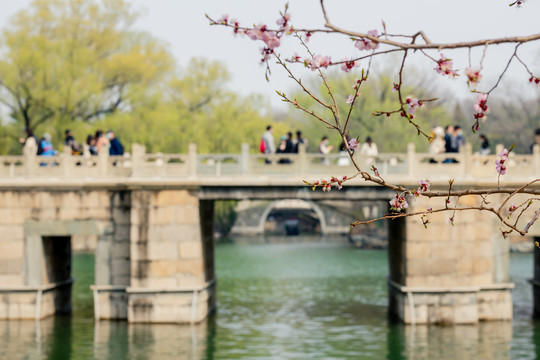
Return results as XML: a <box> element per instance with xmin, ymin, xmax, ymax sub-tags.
<box><xmin>208</xmin><ymin>1</ymin><xmax>540</xmax><ymax>237</ymax></box>
<box><xmin>0</xmin><ymin>0</ymin><xmax>173</xmax><ymax>140</ymax></box>
<box><xmin>94</xmin><ymin>58</ymin><xmax>282</xmax><ymax>154</ymax></box>
<box><xmin>286</xmin><ymin>70</ymin><xmax>452</xmax><ymax>152</ymax></box>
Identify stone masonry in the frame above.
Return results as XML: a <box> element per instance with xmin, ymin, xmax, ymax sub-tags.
<box><xmin>0</xmin><ymin>188</ymin><xmax>215</xmax><ymax>323</ymax></box>
<box><xmin>388</xmin><ymin>194</ymin><xmax>513</xmax><ymax>324</ymax></box>
<box><xmin>128</xmin><ymin>189</ymin><xmax>215</xmax><ymax>323</ymax></box>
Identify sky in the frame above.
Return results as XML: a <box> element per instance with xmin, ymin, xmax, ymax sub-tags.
<box><xmin>0</xmin><ymin>0</ymin><xmax>539</xmax><ymax>111</ymax></box>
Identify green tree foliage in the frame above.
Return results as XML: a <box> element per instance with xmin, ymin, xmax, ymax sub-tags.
<box><xmin>92</xmin><ymin>59</ymin><xmax>279</xmax><ymax>154</ymax></box>
<box><xmin>285</xmin><ymin>70</ymin><xmax>452</xmax><ymax>152</ymax></box>
<box><xmin>0</xmin><ymin>1</ymin><xmax>281</xmax><ymax>155</ymax></box>
<box><xmin>0</xmin><ymin>0</ymin><xmax>172</xmax><ymax>141</ymax></box>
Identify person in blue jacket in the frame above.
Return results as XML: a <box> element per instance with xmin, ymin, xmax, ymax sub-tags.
<box><xmin>40</xmin><ymin>133</ymin><xmax>57</xmax><ymax>156</ymax></box>
<box><xmin>107</xmin><ymin>130</ymin><xmax>124</xmax><ymax>156</ymax></box>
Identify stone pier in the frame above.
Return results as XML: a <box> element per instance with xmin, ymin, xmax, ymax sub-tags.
<box><xmin>388</xmin><ymin>195</ymin><xmax>513</xmax><ymax>324</ymax></box>
<box><xmin>0</xmin><ymin>188</ymin><xmax>215</xmax><ymax>323</ymax></box>
<box><xmin>532</xmin><ymin>236</ymin><xmax>540</xmax><ymax>319</ymax></box>
<box><xmin>126</xmin><ymin>190</ymin><xmax>215</xmax><ymax>323</ymax></box>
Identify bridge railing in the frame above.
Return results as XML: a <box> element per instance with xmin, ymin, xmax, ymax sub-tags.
<box><xmin>0</xmin><ymin>142</ymin><xmax>538</xmax><ymax>180</ymax></box>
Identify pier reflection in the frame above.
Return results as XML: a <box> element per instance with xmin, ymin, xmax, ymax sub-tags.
<box><xmin>93</xmin><ymin>318</ymin><xmax>212</xmax><ymax>359</ymax></box>
<box><xmin>388</xmin><ymin>321</ymin><xmax>513</xmax><ymax>359</ymax></box>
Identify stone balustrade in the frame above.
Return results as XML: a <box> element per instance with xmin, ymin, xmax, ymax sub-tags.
<box><xmin>0</xmin><ymin>143</ymin><xmax>538</xmax><ymax>185</ymax></box>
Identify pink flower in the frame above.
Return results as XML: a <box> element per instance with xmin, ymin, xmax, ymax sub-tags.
<box><xmin>418</xmin><ymin>179</ymin><xmax>431</xmax><ymax>192</ymax></box>
<box><xmin>495</xmin><ymin>148</ymin><xmax>509</xmax><ymax>175</ymax></box>
<box><xmin>309</xmin><ymin>55</ymin><xmax>331</xmax><ymax>71</ymax></box>
<box><xmin>262</xmin><ymin>31</ymin><xmax>280</xmax><ymax>50</ymax></box>
<box><xmin>392</xmin><ymin>83</ymin><xmax>399</xmax><ymax>92</ymax></box>
<box><xmin>355</xmin><ymin>30</ymin><xmax>379</xmax><ymax>51</ymax></box>
<box><xmin>218</xmin><ymin>14</ymin><xmax>229</xmax><ymax>24</ymax></box>
<box><xmin>341</xmin><ymin>59</ymin><xmax>356</xmax><ymax>73</ymax></box>
<box><xmin>495</xmin><ymin>160</ymin><xmax>507</xmax><ymax>175</ymax></box>
<box><xmin>510</xmin><ymin>0</ymin><xmax>526</xmax><ymax>7</ymax></box>
<box><xmin>246</xmin><ymin>24</ymin><xmax>266</xmax><ymax>41</ymax></box>
<box><xmin>474</xmin><ymin>93</ymin><xmax>488</xmax><ymax>113</ymax></box>
<box><xmin>348</xmin><ymin>138</ymin><xmax>359</xmax><ymax>151</ymax></box>
<box><xmin>276</xmin><ymin>13</ymin><xmax>290</xmax><ymax>28</ymax></box>
<box><xmin>405</xmin><ymin>95</ymin><xmax>422</xmax><ymax>114</ymax></box>
<box><xmin>465</xmin><ymin>67</ymin><xmax>482</xmax><ymax>87</ymax></box>
<box><xmin>346</xmin><ymin>95</ymin><xmax>355</xmax><ymax>104</ymax></box>
<box><xmin>389</xmin><ymin>195</ymin><xmax>409</xmax><ymax>212</ymax></box>
<box><xmin>473</xmin><ymin>93</ymin><xmax>489</xmax><ymax>120</ymax></box>
<box><xmin>434</xmin><ymin>54</ymin><xmax>458</xmax><ymax>78</ymax></box>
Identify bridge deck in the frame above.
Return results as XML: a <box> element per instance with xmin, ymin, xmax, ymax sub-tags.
<box><xmin>0</xmin><ymin>143</ymin><xmax>537</xmax><ymax>189</ymax></box>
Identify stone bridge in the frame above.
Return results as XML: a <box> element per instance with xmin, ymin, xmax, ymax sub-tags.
<box><xmin>0</xmin><ymin>143</ymin><xmax>538</xmax><ymax>325</ymax></box>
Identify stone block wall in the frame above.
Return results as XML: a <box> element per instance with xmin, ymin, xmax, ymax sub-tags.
<box><xmin>128</xmin><ymin>189</ymin><xmax>216</xmax><ymax>323</ymax></box>
<box><xmin>127</xmin><ymin>287</ymin><xmax>214</xmax><ymax>324</ymax></box>
<box><xmin>130</xmin><ymin>190</ymin><xmax>207</xmax><ymax>288</ymax></box>
<box><xmin>0</xmin><ymin>189</ymin><xmax>130</xmax><ymax>320</ymax></box>
<box><xmin>0</xmin><ymin>187</ymin><xmax>216</xmax><ymax>323</ymax></box>
<box><xmin>403</xmin><ymin>195</ymin><xmax>502</xmax><ymax>288</ymax></box>
<box><xmin>388</xmin><ymin>194</ymin><xmax>513</xmax><ymax>324</ymax></box>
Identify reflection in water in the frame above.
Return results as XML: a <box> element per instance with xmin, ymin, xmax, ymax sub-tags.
<box><xmin>0</xmin><ymin>242</ymin><xmax>538</xmax><ymax>359</ymax></box>
<box><xmin>388</xmin><ymin>322</ymin><xmax>513</xmax><ymax>360</ymax></box>
<box><xmin>93</xmin><ymin>321</ymin><xmax>210</xmax><ymax>359</ymax></box>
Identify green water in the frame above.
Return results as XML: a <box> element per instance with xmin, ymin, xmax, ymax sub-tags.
<box><xmin>0</xmin><ymin>242</ymin><xmax>539</xmax><ymax>359</ymax></box>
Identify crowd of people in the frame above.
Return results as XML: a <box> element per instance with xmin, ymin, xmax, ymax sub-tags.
<box><xmin>260</xmin><ymin>124</ymin><xmax>540</xmax><ymax>167</ymax></box>
<box><xmin>428</xmin><ymin>124</ymin><xmax>494</xmax><ymax>163</ymax></box>
<box><xmin>18</xmin><ymin>129</ymin><xmax>124</xmax><ymax>157</ymax></box>
<box><xmin>428</xmin><ymin>125</ymin><xmax>467</xmax><ymax>159</ymax></box>
<box><xmin>260</xmin><ymin>125</ymin><xmax>378</xmax><ymax>166</ymax></box>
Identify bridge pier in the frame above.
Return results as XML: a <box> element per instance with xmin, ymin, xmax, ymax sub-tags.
<box><xmin>0</xmin><ymin>188</ymin><xmax>215</xmax><ymax>323</ymax></box>
<box><xmin>532</xmin><ymin>237</ymin><xmax>540</xmax><ymax>319</ymax></box>
<box><xmin>387</xmin><ymin>195</ymin><xmax>513</xmax><ymax>324</ymax></box>
<box><xmin>127</xmin><ymin>189</ymin><xmax>215</xmax><ymax>323</ymax></box>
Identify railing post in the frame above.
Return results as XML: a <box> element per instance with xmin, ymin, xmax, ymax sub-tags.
<box><xmin>298</xmin><ymin>143</ymin><xmax>307</xmax><ymax>174</ymax></box>
<box><xmin>24</xmin><ymin>143</ymin><xmax>37</xmax><ymax>177</ymax></box>
<box><xmin>495</xmin><ymin>144</ymin><xmax>504</xmax><ymax>157</ymax></box>
<box><xmin>98</xmin><ymin>148</ymin><xmax>109</xmax><ymax>177</ymax></box>
<box><xmin>241</xmin><ymin>143</ymin><xmax>250</xmax><ymax>175</ymax></box>
<box><xmin>188</xmin><ymin>143</ymin><xmax>197</xmax><ymax>177</ymax></box>
<box><xmin>463</xmin><ymin>142</ymin><xmax>472</xmax><ymax>177</ymax></box>
<box><xmin>131</xmin><ymin>143</ymin><xmax>145</xmax><ymax>177</ymax></box>
<box><xmin>406</xmin><ymin>143</ymin><xmax>416</xmax><ymax>178</ymax></box>
<box><xmin>60</xmin><ymin>146</ymin><xmax>73</xmax><ymax>177</ymax></box>
<box><xmin>534</xmin><ymin>144</ymin><xmax>540</xmax><ymax>176</ymax></box>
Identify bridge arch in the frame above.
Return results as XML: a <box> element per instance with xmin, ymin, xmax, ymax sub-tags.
<box><xmin>257</xmin><ymin>199</ymin><xmax>327</xmax><ymax>235</ymax></box>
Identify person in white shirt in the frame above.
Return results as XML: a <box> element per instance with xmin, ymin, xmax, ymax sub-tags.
<box><xmin>318</xmin><ymin>136</ymin><xmax>334</xmax><ymax>165</ymax></box>
<box><xmin>261</xmin><ymin>125</ymin><xmax>275</xmax><ymax>164</ymax></box>
<box><xmin>360</xmin><ymin>136</ymin><xmax>378</xmax><ymax>166</ymax></box>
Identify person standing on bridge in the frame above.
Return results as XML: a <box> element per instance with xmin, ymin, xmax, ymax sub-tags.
<box><xmin>318</xmin><ymin>136</ymin><xmax>334</xmax><ymax>165</ymax></box>
<box><xmin>261</xmin><ymin>125</ymin><xmax>275</xmax><ymax>164</ymax></box>
<box><xmin>293</xmin><ymin>130</ymin><xmax>307</xmax><ymax>153</ymax></box>
<box><xmin>64</xmin><ymin>129</ymin><xmax>82</xmax><ymax>155</ymax></box>
<box><xmin>107</xmin><ymin>130</ymin><xmax>124</xmax><ymax>156</ymax></box>
<box><xmin>95</xmin><ymin>130</ymin><xmax>110</xmax><ymax>154</ymax></box>
<box><xmin>428</xmin><ymin>126</ymin><xmax>446</xmax><ymax>162</ymax></box>
<box><xmin>18</xmin><ymin>128</ymin><xmax>38</xmax><ymax>156</ymax></box>
<box><xmin>359</xmin><ymin>136</ymin><xmax>378</xmax><ymax>166</ymax></box>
